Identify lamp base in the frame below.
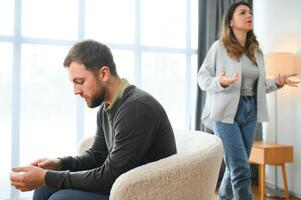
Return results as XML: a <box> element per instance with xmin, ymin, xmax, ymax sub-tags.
<box><xmin>265</xmin><ymin>186</ymin><xmax>286</xmax><ymax>199</ymax></box>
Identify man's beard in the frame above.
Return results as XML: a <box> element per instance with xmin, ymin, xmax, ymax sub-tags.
<box><xmin>86</xmin><ymin>89</ymin><xmax>105</xmax><ymax>108</ymax></box>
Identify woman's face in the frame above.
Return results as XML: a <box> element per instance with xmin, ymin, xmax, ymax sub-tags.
<box><xmin>230</xmin><ymin>5</ymin><xmax>253</xmax><ymax>33</ymax></box>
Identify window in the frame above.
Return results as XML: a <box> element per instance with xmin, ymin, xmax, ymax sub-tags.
<box><xmin>0</xmin><ymin>0</ymin><xmax>14</xmax><ymax>35</ymax></box>
<box><xmin>141</xmin><ymin>0</ymin><xmax>186</xmax><ymax>48</ymax></box>
<box><xmin>85</xmin><ymin>0</ymin><xmax>135</xmax><ymax>44</ymax></box>
<box><xmin>20</xmin><ymin>44</ymin><xmax>76</xmax><ymax>159</ymax></box>
<box><xmin>0</xmin><ymin>43</ymin><xmax>13</xmax><ymax>199</ymax></box>
<box><xmin>22</xmin><ymin>0</ymin><xmax>78</xmax><ymax>40</ymax></box>
<box><xmin>0</xmin><ymin>0</ymin><xmax>198</xmax><ymax>198</ymax></box>
<box><xmin>141</xmin><ymin>52</ymin><xmax>187</xmax><ymax>128</ymax></box>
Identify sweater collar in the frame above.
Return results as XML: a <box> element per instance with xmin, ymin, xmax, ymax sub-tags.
<box><xmin>104</xmin><ymin>79</ymin><xmax>130</xmax><ymax>112</ymax></box>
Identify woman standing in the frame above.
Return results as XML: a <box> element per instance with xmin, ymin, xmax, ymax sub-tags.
<box><xmin>198</xmin><ymin>1</ymin><xmax>299</xmax><ymax>200</ymax></box>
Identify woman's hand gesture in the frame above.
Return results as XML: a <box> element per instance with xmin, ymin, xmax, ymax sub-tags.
<box><xmin>219</xmin><ymin>70</ymin><xmax>239</xmax><ymax>88</ymax></box>
<box><xmin>276</xmin><ymin>73</ymin><xmax>300</xmax><ymax>87</ymax></box>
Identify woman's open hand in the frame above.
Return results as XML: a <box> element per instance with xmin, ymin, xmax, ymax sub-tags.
<box><xmin>276</xmin><ymin>73</ymin><xmax>300</xmax><ymax>87</ymax></box>
<box><xmin>219</xmin><ymin>70</ymin><xmax>239</xmax><ymax>88</ymax></box>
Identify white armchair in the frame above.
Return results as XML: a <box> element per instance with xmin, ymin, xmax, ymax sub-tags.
<box><xmin>78</xmin><ymin>130</ymin><xmax>223</xmax><ymax>200</ymax></box>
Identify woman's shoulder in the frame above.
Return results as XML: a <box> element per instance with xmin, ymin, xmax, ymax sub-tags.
<box><xmin>211</xmin><ymin>40</ymin><xmax>222</xmax><ymax>48</ymax></box>
<box><xmin>209</xmin><ymin>40</ymin><xmax>226</xmax><ymax>52</ymax></box>
<box><xmin>206</xmin><ymin>40</ymin><xmax>226</xmax><ymax>57</ymax></box>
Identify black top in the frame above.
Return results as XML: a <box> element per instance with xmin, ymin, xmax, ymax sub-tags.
<box><xmin>45</xmin><ymin>85</ymin><xmax>177</xmax><ymax>194</ymax></box>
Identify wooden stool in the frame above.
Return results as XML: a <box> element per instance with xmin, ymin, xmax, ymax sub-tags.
<box><xmin>249</xmin><ymin>141</ymin><xmax>293</xmax><ymax>200</ymax></box>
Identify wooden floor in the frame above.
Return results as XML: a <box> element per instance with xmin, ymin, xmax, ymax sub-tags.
<box><xmin>215</xmin><ymin>185</ymin><xmax>300</xmax><ymax>200</ymax></box>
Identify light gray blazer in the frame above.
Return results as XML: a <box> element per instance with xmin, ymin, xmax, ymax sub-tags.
<box><xmin>198</xmin><ymin>40</ymin><xmax>278</xmax><ymax>129</ymax></box>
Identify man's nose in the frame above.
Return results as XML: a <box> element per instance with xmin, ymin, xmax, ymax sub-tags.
<box><xmin>73</xmin><ymin>85</ymin><xmax>81</xmax><ymax>95</ymax></box>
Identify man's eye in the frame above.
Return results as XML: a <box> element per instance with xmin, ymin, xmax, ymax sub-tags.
<box><xmin>75</xmin><ymin>80</ymin><xmax>84</xmax><ymax>84</ymax></box>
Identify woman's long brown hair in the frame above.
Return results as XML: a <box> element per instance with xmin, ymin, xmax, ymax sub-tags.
<box><xmin>220</xmin><ymin>1</ymin><xmax>261</xmax><ymax>64</ymax></box>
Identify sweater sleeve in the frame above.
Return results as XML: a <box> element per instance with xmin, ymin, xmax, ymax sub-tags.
<box><xmin>265</xmin><ymin>78</ymin><xmax>278</xmax><ymax>93</ymax></box>
<box><xmin>58</xmin><ymin>110</ymin><xmax>108</xmax><ymax>171</ymax></box>
<box><xmin>197</xmin><ymin>41</ymin><xmax>228</xmax><ymax>93</ymax></box>
<box><xmin>45</xmin><ymin>102</ymin><xmax>157</xmax><ymax>194</ymax></box>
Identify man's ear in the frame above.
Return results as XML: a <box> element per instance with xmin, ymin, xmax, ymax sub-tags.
<box><xmin>99</xmin><ymin>66</ymin><xmax>110</xmax><ymax>81</ymax></box>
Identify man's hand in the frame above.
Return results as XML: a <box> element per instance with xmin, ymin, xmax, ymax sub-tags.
<box><xmin>276</xmin><ymin>73</ymin><xmax>300</xmax><ymax>87</ymax></box>
<box><xmin>31</xmin><ymin>158</ymin><xmax>62</xmax><ymax>170</ymax></box>
<box><xmin>219</xmin><ymin>70</ymin><xmax>239</xmax><ymax>88</ymax></box>
<box><xmin>10</xmin><ymin>166</ymin><xmax>46</xmax><ymax>192</ymax></box>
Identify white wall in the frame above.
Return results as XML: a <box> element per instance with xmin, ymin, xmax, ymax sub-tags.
<box><xmin>254</xmin><ymin>0</ymin><xmax>301</xmax><ymax>197</ymax></box>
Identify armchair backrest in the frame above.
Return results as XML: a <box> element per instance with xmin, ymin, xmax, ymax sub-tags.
<box><xmin>78</xmin><ymin>130</ymin><xmax>223</xmax><ymax>200</ymax></box>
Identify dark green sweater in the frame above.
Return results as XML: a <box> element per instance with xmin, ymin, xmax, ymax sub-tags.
<box><xmin>45</xmin><ymin>85</ymin><xmax>177</xmax><ymax>194</ymax></box>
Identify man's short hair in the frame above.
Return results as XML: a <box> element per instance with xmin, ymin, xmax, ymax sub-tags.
<box><xmin>63</xmin><ymin>39</ymin><xmax>117</xmax><ymax>76</ymax></box>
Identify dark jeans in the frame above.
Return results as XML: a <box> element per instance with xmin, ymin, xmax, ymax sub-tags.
<box><xmin>33</xmin><ymin>186</ymin><xmax>110</xmax><ymax>200</ymax></box>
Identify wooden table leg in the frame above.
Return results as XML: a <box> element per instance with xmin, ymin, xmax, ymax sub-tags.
<box><xmin>281</xmin><ymin>164</ymin><xmax>290</xmax><ymax>200</ymax></box>
<box><xmin>258</xmin><ymin>165</ymin><xmax>261</xmax><ymax>193</ymax></box>
<box><xmin>260</xmin><ymin>164</ymin><xmax>265</xmax><ymax>200</ymax></box>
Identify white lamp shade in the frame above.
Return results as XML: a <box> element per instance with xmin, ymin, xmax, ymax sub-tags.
<box><xmin>264</xmin><ymin>52</ymin><xmax>299</xmax><ymax>77</ymax></box>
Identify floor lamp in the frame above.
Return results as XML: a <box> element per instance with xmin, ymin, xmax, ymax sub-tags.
<box><xmin>264</xmin><ymin>52</ymin><xmax>299</xmax><ymax>198</ymax></box>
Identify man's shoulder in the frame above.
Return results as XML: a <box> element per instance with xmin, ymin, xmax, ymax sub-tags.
<box><xmin>123</xmin><ymin>85</ymin><xmax>157</xmax><ymax>103</ymax></box>
<box><xmin>120</xmin><ymin>86</ymin><xmax>164</xmax><ymax>114</ymax></box>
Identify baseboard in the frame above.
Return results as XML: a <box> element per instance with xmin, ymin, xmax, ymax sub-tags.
<box><xmin>266</xmin><ymin>181</ymin><xmax>301</xmax><ymax>198</ymax></box>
